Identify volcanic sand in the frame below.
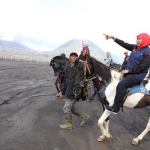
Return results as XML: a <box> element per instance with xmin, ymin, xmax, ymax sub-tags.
<box><xmin>0</xmin><ymin>60</ymin><xmax>150</xmax><ymax>150</ymax></box>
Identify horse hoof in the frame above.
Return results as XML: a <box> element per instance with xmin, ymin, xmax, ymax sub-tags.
<box><xmin>86</xmin><ymin>100</ymin><xmax>91</xmax><ymax>102</ymax></box>
<box><xmin>97</xmin><ymin>137</ymin><xmax>104</xmax><ymax>142</ymax></box>
<box><xmin>106</xmin><ymin>133</ymin><xmax>113</xmax><ymax>139</ymax></box>
<box><xmin>131</xmin><ymin>139</ymin><xmax>138</xmax><ymax>146</ymax></box>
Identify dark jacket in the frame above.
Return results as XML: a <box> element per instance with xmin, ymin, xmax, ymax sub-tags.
<box><xmin>115</xmin><ymin>38</ymin><xmax>150</xmax><ymax>81</ymax></box>
<box><xmin>61</xmin><ymin>60</ymin><xmax>84</xmax><ymax>99</ymax></box>
<box><xmin>121</xmin><ymin>55</ymin><xmax>130</xmax><ymax>70</ymax></box>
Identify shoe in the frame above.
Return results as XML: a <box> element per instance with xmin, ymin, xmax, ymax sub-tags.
<box><xmin>112</xmin><ymin>110</ymin><xmax>117</xmax><ymax>114</ymax></box>
<box><xmin>105</xmin><ymin>105</ymin><xmax>118</xmax><ymax>114</ymax></box>
<box><xmin>80</xmin><ymin>114</ymin><xmax>89</xmax><ymax>126</ymax></box>
<box><xmin>59</xmin><ymin>114</ymin><xmax>73</xmax><ymax>129</ymax></box>
<box><xmin>72</xmin><ymin>108</ymin><xmax>89</xmax><ymax>126</ymax></box>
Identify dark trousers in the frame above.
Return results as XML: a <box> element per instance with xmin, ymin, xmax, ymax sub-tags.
<box><xmin>113</xmin><ymin>77</ymin><xmax>141</xmax><ymax>112</ymax></box>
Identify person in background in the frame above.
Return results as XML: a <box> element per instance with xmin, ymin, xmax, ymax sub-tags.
<box><xmin>81</xmin><ymin>40</ymin><xmax>90</xmax><ymax>56</ymax></box>
<box><xmin>59</xmin><ymin>52</ymin><xmax>89</xmax><ymax>129</ymax></box>
<box><xmin>121</xmin><ymin>51</ymin><xmax>130</xmax><ymax>70</ymax></box>
<box><xmin>55</xmin><ymin>53</ymin><xmax>66</xmax><ymax>97</ymax></box>
<box><xmin>104</xmin><ymin>52</ymin><xmax>112</xmax><ymax>67</ymax></box>
<box><xmin>104</xmin><ymin>33</ymin><xmax>150</xmax><ymax>114</ymax></box>
<box><xmin>60</xmin><ymin>53</ymin><xmax>66</xmax><ymax>57</ymax></box>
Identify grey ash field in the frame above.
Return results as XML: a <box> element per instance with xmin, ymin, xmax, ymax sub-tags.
<box><xmin>0</xmin><ymin>60</ymin><xmax>150</xmax><ymax>150</ymax></box>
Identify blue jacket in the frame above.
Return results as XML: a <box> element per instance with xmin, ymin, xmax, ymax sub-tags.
<box><xmin>115</xmin><ymin>39</ymin><xmax>150</xmax><ymax>81</ymax></box>
<box><xmin>126</xmin><ymin>46</ymin><xmax>150</xmax><ymax>81</ymax></box>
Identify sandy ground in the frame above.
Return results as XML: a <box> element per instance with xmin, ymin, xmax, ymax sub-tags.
<box><xmin>0</xmin><ymin>60</ymin><xmax>150</xmax><ymax>150</ymax></box>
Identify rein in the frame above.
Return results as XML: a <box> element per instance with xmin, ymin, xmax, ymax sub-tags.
<box><xmin>84</xmin><ymin>61</ymin><xmax>91</xmax><ymax>75</ymax></box>
<box><xmin>80</xmin><ymin>74</ymin><xmax>98</xmax><ymax>87</ymax></box>
<box><xmin>97</xmin><ymin>83</ymin><xmax>110</xmax><ymax>94</ymax></box>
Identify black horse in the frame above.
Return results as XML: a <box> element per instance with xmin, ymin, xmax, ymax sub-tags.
<box><xmin>50</xmin><ymin>55</ymin><xmax>99</xmax><ymax>100</ymax></box>
<box><xmin>77</xmin><ymin>54</ymin><xmax>111</xmax><ymax>102</ymax></box>
<box><xmin>50</xmin><ymin>56</ymin><xmax>69</xmax><ymax>94</ymax></box>
<box><xmin>50</xmin><ymin>56</ymin><xmax>69</xmax><ymax>76</ymax></box>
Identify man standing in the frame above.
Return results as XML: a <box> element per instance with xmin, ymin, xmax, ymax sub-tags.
<box><xmin>59</xmin><ymin>52</ymin><xmax>89</xmax><ymax>129</ymax></box>
<box><xmin>121</xmin><ymin>51</ymin><xmax>130</xmax><ymax>70</ymax></box>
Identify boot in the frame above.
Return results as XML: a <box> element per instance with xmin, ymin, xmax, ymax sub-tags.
<box><xmin>72</xmin><ymin>107</ymin><xmax>89</xmax><ymax>126</ymax></box>
<box><xmin>59</xmin><ymin>114</ymin><xmax>73</xmax><ymax>129</ymax></box>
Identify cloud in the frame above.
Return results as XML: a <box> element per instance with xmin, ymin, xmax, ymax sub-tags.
<box><xmin>0</xmin><ymin>0</ymin><xmax>150</xmax><ymax>54</ymax></box>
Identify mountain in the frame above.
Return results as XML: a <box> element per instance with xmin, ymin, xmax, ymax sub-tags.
<box><xmin>0</xmin><ymin>39</ymin><xmax>39</xmax><ymax>56</ymax></box>
<box><xmin>46</xmin><ymin>39</ymin><xmax>106</xmax><ymax>61</ymax></box>
<box><xmin>0</xmin><ymin>38</ymin><xmax>122</xmax><ymax>63</ymax></box>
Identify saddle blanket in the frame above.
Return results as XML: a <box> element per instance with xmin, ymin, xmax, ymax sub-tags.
<box><xmin>130</xmin><ymin>83</ymin><xmax>149</xmax><ymax>95</ymax></box>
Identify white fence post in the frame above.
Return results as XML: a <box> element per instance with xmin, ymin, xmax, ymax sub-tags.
<box><xmin>0</xmin><ymin>55</ymin><xmax>50</xmax><ymax>63</ymax></box>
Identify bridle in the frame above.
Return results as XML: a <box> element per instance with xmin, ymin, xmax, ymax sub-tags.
<box><xmin>51</xmin><ymin>59</ymin><xmax>69</xmax><ymax>75</ymax></box>
<box><xmin>73</xmin><ymin>57</ymin><xmax>97</xmax><ymax>97</ymax></box>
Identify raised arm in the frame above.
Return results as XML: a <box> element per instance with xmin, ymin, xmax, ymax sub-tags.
<box><xmin>103</xmin><ymin>34</ymin><xmax>134</xmax><ymax>51</ymax></box>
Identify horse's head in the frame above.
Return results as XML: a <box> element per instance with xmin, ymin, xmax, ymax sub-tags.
<box><xmin>50</xmin><ymin>58</ymin><xmax>58</xmax><ymax>75</ymax></box>
<box><xmin>50</xmin><ymin>56</ymin><xmax>69</xmax><ymax>76</ymax></box>
<box><xmin>74</xmin><ymin>55</ymin><xmax>93</xmax><ymax>86</ymax></box>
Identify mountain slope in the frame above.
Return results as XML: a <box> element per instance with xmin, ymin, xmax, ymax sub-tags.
<box><xmin>47</xmin><ymin>39</ymin><xmax>106</xmax><ymax>61</ymax></box>
<box><xmin>0</xmin><ymin>39</ymin><xmax>38</xmax><ymax>56</ymax></box>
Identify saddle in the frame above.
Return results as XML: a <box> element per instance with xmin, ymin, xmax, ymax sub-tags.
<box><xmin>126</xmin><ymin>82</ymin><xmax>149</xmax><ymax>97</ymax></box>
<box><xmin>122</xmin><ymin>82</ymin><xmax>149</xmax><ymax>112</ymax></box>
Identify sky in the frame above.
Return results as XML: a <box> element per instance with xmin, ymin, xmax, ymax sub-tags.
<box><xmin>0</xmin><ymin>0</ymin><xmax>150</xmax><ymax>57</ymax></box>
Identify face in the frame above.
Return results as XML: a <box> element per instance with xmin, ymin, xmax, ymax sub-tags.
<box><xmin>124</xmin><ymin>53</ymin><xmax>128</xmax><ymax>56</ymax></box>
<box><xmin>136</xmin><ymin>36</ymin><xmax>142</xmax><ymax>46</ymax></box>
<box><xmin>69</xmin><ymin>55</ymin><xmax>78</xmax><ymax>62</ymax></box>
<box><xmin>106</xmin><ymin>52</ymin><xmax>109</xmax><ymax>57</ymax></box>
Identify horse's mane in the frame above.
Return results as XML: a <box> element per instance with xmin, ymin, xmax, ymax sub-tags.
<box><xmin>53</xmin><ymin>56</ymin><xmax>69</xmax><ymax>67</ymax></box>
<box><xmin>88</xmin><ymin>56</ymin><xmax>111</xmax><ymax>83</ymax></box>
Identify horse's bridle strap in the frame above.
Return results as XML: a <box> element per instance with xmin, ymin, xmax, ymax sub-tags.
<box><xmin>80</xmin><ymin>74</ymin><xmax>98</xmax><ymax>87</ymax></box>
<box><xmin>84</xmin><ymin>61</ymin><xmax>91</xmax><ymax>75</ymax></box>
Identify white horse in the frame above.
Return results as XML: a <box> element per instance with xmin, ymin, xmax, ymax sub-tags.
<box><xmin>97</xmin><ymin>70</ymin><xmax>150</xmax><ymax>145</ymax></box>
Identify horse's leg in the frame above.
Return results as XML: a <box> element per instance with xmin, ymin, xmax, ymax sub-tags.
<box><xmin>89</xmin><ymin>87</ymin><xmax>97</xmax><ymax>100</ymax></box>
<box><xmin>97</xmin><ymin>110</ymin><xmax>112</xmax><ymax>141</ymax></box>
<box><xmin>132</xmin><ymin>117</ymin><xmax>150</xmax><ymax>145</ymax></box>
<box><xmin>97</xmin><ymin>117</ymin><xmax>113</xmax><ymax>142</ymax></box>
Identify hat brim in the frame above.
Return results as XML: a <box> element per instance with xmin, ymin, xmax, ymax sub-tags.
<box><xmin>70</xmin><ymin>53</ymin><xmax>78</xmax><ymax>57</ymax></box>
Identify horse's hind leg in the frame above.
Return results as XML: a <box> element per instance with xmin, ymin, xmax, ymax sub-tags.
<box><xmin>97</xmin><ymin>110</ymin><xmax>112</xmax><ymax>141</ymax></box>
<box><xmin>132</xmin><ymin>117</ymin><xmax>150</xmax><ymax>145</ymax></box>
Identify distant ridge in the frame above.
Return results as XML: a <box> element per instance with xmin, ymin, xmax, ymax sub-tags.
<box><xmin>0</xmin><ymin>39</ymin><xmax>38</xmax><ymax>56</ymax></box>
<box><xmin>47</xmin><ymin>39</ymin><xmax>106</xmax><ymax>61</ymax></box>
